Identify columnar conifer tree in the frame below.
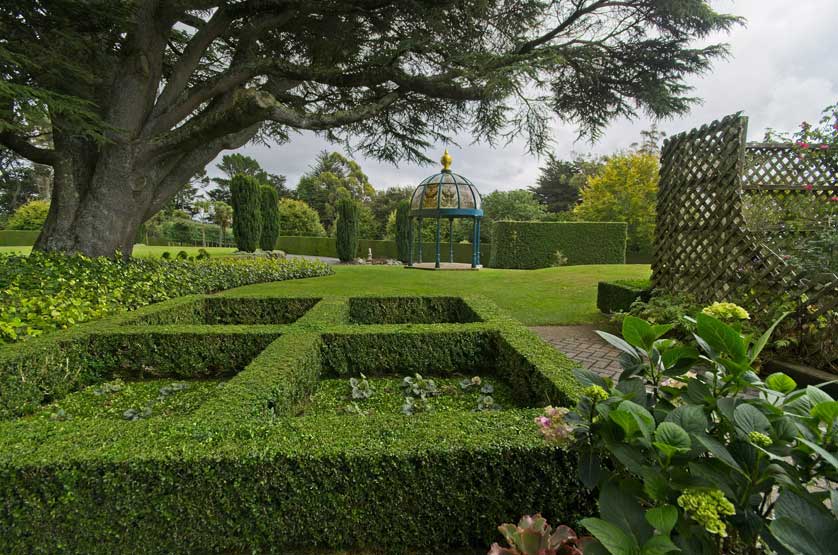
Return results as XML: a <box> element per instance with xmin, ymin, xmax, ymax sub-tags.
<box><xmin>395</xmin><ymin>200</ymin><xmax>411</xmax><ymax>262</ymax></box>
<box><xmin>259</xmin><ymin>185</ymin><xmax>280</xmax><ymax>251</ymax></box>
<box><xmin>335</xmin><ymin>198</ymin><xmax>360</xmax><ymax>262</ymax></box>
<box><xmin>230</xmin><ymin>174</ymin><xmax>261</xmax><ymax>252</ymax></box>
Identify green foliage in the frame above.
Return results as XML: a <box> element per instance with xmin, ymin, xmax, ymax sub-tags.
<box><xmin>297</xmin><ymin>151</ymin><xmax>375</xmax><ymax>230</ymax></box>
<box><xmin>335</xmin><ymin>197</ymin><xmax>360</xmax><ymax>261</ymax></box>
<box><xmin>395</xmin><ymin>200</ymin><xmax>411</xmax><ymax>262</ymax></box>
<box><xmin>543</xmin><ymin>313</ymin><xmax>838</xmax><ymax>555</ymax></box>
<box><xmin>489</xmin><ymin>515</ymin><xmax>593</xmax><ymax>555</ymax></box>
<box><xmin>278</xmin><ymin>198</ymin><xmax>326</xmax><ymax>237</ymax></box>
<box><xmin>529</xmin><ymin>154</ymin><xmax>605</xmax><ymax>213</ymax></box>
<box><xmin>0</xmin><ymin>295</ymin><xmax>590</xmax><ymax>554</ymax></box>
<box><xmin>5</xmin><ymin>199</ymin><xmax>49</xmax><ymax>229</ymax></box>
<box><xmin>259</xmin><ymin>186</ymin><xmax>280</xmax><ymax>250</ymax></box>
<box><xmin>230</xmin><ymin>174</ymin><xmax>262</xmax><ymax>252</ymax></box>
<box><xmin>482</xmin><ymin>190</ymin><xmax>548</xmax><ymax>240</ymax></box>
<box><xmin>348</xmin><ymin>296</ymin><xmax>481</xmax><ymax>325</ymax></box>
<box><xmin>0</xmin><ymin>252</ymin><xmax>332</xmax><ymax>345</ymax></box>
<box><xmin>0</xmin><ymin>229</ymin><xmax>39</xmax><ymax>246</ymax></box>
<box><xmin>597</xmin><ymin>279</ymin><xmax>652</xmax><ymax>314</ymax></box>
<box><xmin>573</xmin><ymin>152</ymin><xmax>659</xmax><ymax>255</ymax></box>
<box><xmin>490</xmin><ymin>222</ymin><xmax>626</xmax><ymax>268</ymax></box>
<box><xmin>207</xmin><ymin>154</ymin><xmax>288</xmax><ymax>204</ymax></box>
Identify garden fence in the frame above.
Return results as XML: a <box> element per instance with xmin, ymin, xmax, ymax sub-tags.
<box><xmin>653</xmin><ymin>113</ymin><xmax>836</xmax><ymax>368</ymax></box>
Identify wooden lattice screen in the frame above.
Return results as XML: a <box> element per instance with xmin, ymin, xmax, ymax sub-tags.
<box><xmin>653</xmin><ymin>113</ymin><xmax>837</xmax><ymax>367</ymax></box>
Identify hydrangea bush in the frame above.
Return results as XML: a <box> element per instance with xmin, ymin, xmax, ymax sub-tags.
<box><xmin>529</xmin><ymin>311</ymin><xmax>837</xmax><ymax>555</ymax></box>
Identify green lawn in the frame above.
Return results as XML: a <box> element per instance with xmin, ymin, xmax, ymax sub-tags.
<box><xmin>224</xmin><ymin>264</ymin><xmax>650</xmax><ymax>326</ymax></box>
<box><xmin>0</xmin><ymin>245</ymin><xmax>236</xmax><ymax>258</ymax></box>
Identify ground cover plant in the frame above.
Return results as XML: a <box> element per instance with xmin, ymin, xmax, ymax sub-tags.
<box><xmin>0</xmin><ymin>294</ymin><xmax>589</xmax><ymax>554</ymax></box>
<box><xmin>518</xmin><ymin>309</ymin><xmax>838</xmax><ymax>555</ymax></box>
<box><xmin>0</xmin><ymin>251</ymin><xmax>332</xmax><ymax>344</ymax></box>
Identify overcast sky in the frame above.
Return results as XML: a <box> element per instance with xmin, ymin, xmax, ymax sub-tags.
<box><xmin>207</xmin><ymin>0</ymin><xmax>838</xmax><ymax>194</ymax></box>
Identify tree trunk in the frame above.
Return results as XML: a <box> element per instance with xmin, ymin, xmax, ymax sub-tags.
<box><xmin>34</xmin><ymin>139</ymin><xmax>157</xmax><ymax>258</ymax></box>
<box><xmin>33</xmin><ymin>127</ymin><xmax>258</xmax><ymax>258</ymax></box>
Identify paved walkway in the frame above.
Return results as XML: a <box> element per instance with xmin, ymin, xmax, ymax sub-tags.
<box><xmin>530</xmin><ymin>325</ymin><xmax>623</xmax><ymax>380</ymax></box>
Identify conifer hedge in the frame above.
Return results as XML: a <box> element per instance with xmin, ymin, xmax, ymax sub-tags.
<box><xmin>395</xmin><ymin>199</ymin><xmax>411</xmax><ymax>262</ymax></box>
<box><xmin>259</xmin><ymin>186</ymin><xmax>280</xmax><ymax>251</ymax></box>
<box><xmin>335</xmin><ymin>198</ymin><xmax>360</xmax><ymax>261</ymax></box>
<box><xmin>230</xmin><ymin>174</ymin><xmax>262</xmax><ymax>252</ymax></box>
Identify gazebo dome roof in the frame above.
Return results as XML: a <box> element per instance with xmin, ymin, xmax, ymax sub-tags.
<box><xmin>409</xmin><ymin>150</ymin><xmax>483</xmax><ymax>218</ymax></box>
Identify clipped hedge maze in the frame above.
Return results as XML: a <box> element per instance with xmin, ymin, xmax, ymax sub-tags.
<box><xmin>0</xmin><ymin>295</ymin><xmax>588</xmax><ymax>554</ymax></box>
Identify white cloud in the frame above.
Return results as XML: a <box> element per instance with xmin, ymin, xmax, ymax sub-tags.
<box><xmin>208</xmin><ymin>0</ymin><xmax>838</xmax><ymax>194</ymax></box>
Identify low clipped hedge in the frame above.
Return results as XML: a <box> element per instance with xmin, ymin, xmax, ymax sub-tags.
<box><xmin>489</xmin><ymin>221</ymin><xmax>627</xmax><ymax>268</ymax></box>
<box><xmin>0</xmin><ymin>251</ymin><xmax>332</xmax><ymax>344</ymax></box>
<box><xmin>0</xmin><ymin>295</ymin><xmax>588</xmax><ymax>554</ymax></box>
<box><xmin>597</xmin><ymin>279</ymin><xmax>652</xmax><ymax>314</ymax></box>
<box><xmin>347</xmin><ymin>296</ymin><xmax>481</xmax><ymax>324</ymax></box>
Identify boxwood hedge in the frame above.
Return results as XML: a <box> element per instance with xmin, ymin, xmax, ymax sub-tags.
<box><xmin>597</xmin><ymin>279</ymin><xmax>652</xmax><ymax>314</ymax></box>
<box><xmin>489</xmin><ymin>221</ymin><xmax>627</xmax><ymax>268</ymax></box>
<box><xmin>0</xmin><ymin>294</ymin><xmax>589</xmax><ymax>554</ymax></box>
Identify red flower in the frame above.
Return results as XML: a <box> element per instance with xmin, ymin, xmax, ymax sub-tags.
<box><xmin>804</xmin><ymin>184</ymin><xmax>814</xmax><ymax>191</ymax></box>
<box><xmin>830</xmin><ymin>196</ymin><xmax>838</xmax><ymax>202</ymax></box>
<box><xmin>819</xmin><ymin>144</ymin><xmax>830</xmax><ymax>150</ymax></box>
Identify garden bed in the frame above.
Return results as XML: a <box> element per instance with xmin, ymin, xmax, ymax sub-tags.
<box><xmin>0</xmin><ymin>295</ymin><xmax>588</xmax><ymax>555</ymax></box>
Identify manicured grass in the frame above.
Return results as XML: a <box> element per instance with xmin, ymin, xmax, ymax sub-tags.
<box><xmin>0</xmin><ymin>245</ymin><xmax>236</xmax><ymax>257</ymax></box>
<box><xmin>224</xmin><ymin>264</ymin><xmax>651</xmax><ymax>325</ymax></box>
<box><xmin>300</xmin><ymin>375</ymin><xmax>517</xmax><ymax>417</ymax></box>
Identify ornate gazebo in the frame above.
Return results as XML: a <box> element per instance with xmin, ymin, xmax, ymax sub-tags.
<box><xmin>408</xmin><ymin>150</ymin><xmax>483</xmax><ymax>269</ymax></box>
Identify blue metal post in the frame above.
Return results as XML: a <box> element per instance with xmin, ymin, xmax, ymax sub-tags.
<box><xmin>417</xmin><ymin>218</ymin><xmax>423</xmax><ymax>263</ymax></box>
<box><xmin>475</xmin><ymin>218</ymin><xmax>481</xmax><ymax>267</ymax></box>
<box><xmin>448</xmin><ymin>218</ymin><xmax>454</xmax><ymax>263</ymax></box>
<box><xmin>408</xmin><ymin>217</ymin><xmax>414</xmax><ymax>266</ymax></box>
<box><xmin>471</xmin><ymin>218</ymin><xmax>477</xmax><ymax>268</ymax></box>
<box><xmin>435</xmin><ymin>217</ymin><xmax>441</xmax><ymax>268</ymax></box>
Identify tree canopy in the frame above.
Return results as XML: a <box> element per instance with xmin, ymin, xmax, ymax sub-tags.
<box><xmin>0</xmin><ymin>0</ymin><xmax>740</xmax><ymax>256</ymax></box>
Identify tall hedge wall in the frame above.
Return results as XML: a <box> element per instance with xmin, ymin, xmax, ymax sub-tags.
<box><xmin>489</xmin><ymin>221</ymin><xmax>627</xmax><ymax>268</ymax></box>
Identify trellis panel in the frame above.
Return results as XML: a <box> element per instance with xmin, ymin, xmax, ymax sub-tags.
<box><xmin>653</xmin><ymin>114</ymin><xmax>836</xmax><ymax>369</ymax></box>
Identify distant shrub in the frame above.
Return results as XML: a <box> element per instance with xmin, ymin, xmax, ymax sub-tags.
<box><xmin>6</xmin><ymin>200</ymin><xmax>50</xmax><ymax>230</ymax></box>
<box><xmin>278</xmin><ymin>198</ymin><xmax>326</xmax><ymax>237</ymax></box>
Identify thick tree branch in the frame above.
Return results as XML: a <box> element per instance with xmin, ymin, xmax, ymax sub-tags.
<box><xmin>152</xmin><ymin>8</ymin><xmax>233</xmax><ymax>118</ymax></box>
<box><xmin>147</xmin><ymin>88</ymin><xmax>399</xmax><ymax>160</ymax></box>
<box><xmin>0</xmin><ymin>132</ymin><xmax>58</xmax><ymax>165</ymax></box>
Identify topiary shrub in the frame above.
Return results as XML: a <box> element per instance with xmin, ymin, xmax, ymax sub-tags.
<box><xmin>259</xmin><ymin>186</ymin><xmax>280</xmax><ymax>251</ymax></box>
<box><xmin>596</xmin><ymin>279</ymin><xmax>651</xmax><ymax>313</ymax></box>
<box><xmin>490</xmin><ymin>221</ymin><xmax>626</xmax><ymax>268</ymax></box>
<box><xmin>230</xmin><ymin>174</ymin><xmax>262</xmax><ymax>252</ymax></box>
<box><xmin>335</xmin><ymin>198</ymin><xmax>360</xmax><ymax>262</ymax></box>
<box><xmin>5</xmin><ymin>200</ymin><xmax>50</xmax><ymax>230</ymax></box>
<box><xmin>395</xmin><ymin>200</ymin><xmax>411</xmax><ymax>262</ymax></box>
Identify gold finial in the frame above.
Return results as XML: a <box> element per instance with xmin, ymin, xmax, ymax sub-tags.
<box><xmin>441</xmin><ymin>149</ymin><xmax>452</xmax><ymax>171</ymax></box>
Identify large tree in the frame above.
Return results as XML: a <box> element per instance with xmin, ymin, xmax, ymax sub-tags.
<box><xmin>296</xmin><ymin>151</ymin><xmax>375</xmax><ymax>231</ymax></box>
<box><xmin>529</xmin><ymin>154</ymin><xmax>604</xmax><ymax>213</ymax></box>
<box><xmin>0</xmin><ymin>1</ymin><xmax>739</xmax><ymax>256</ymax></box>
<box><xmin>208</xmin><ymin>153</ymin><xmax>288</xmax><ymax>203</ymax></box>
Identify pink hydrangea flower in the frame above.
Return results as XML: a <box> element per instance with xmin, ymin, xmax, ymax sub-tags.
<box><xmin>831</xmin><ymin>196</ymin><xmax>838</xmax><ymax>202</ymax></box>
<box><xmin>819</xmin><ymin>144</ymin><xmax>830</xmax><ymax>150</ymax></box>
<box><xmin>797</xmin><ymin>141</ymin><xmax>810</xmax><ymax>149</ymax></box>
<box><xmin>537</xmin><ymin>416</ymin><xmax>550</xmax><ymax>427</ymax></box>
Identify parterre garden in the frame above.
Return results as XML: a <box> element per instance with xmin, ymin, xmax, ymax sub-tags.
<box><xmin>0</xmin><ymin>294</ymin><xmax>591</xmax><ymax>554</ymax></box>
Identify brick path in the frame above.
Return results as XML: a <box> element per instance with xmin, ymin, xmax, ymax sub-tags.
<box><xmin>530</xmin><ymin>325</ymin><xmax>623</xmax><ymax>380</ymax></box>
